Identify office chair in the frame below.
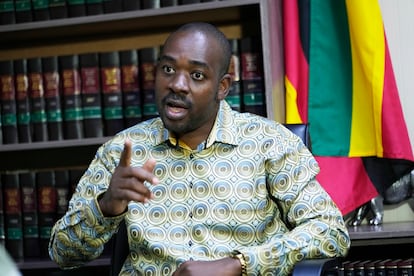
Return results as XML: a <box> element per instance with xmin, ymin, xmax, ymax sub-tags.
<box><xmin>110</xmin><ymin>123</ymin><xmax>340</xmax><ymax>276</ymax></box>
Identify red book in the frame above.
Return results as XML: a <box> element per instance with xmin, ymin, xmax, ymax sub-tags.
<box><xmin>0</xmin><ymin>60</ymin><xmax>18</xmax><ymax>144</ymax></box>
<box><xmin>28</xmin><ymin>57</ymin><xmax>49</xmax><ymax>142</ymax></box>
<box><xmin>139</xmin><ymin>46</ymin><xmax>159</xmax><ymax>120</ymax></box>
<box><xmin>59</xmin><ymin>55</ymin><xmax>84</xmax><ymax>139</ymax></box>
<box><xmin>36</xmin><ymin>171</ymin><xmax>57</xmax><ymax>257</ymax></box>
<box><xmin>120</xmin><ymin>49</ymin><xmax>142</xmax><ymax>127</ymax></box>
<box><xmin>55</xmin><ymin>170</ymin><xmax>70</xmax><ymax>217</ymax></box>
<box><xmin>14</xmin><ymin>59</ymin><xmax>32</xmax><ymax>144</ymax></box>
<box><xmin>42</xmin><ymin>56</ymin><xmax>64</xmax><ymax>141</ymax></box>
<box><xmin>100</xmin><ymin>51</ymin><xmax>124</xmax><ymax>136</ymax></box>
<box><xmin>20</xmin><ymin>172</ymin><xmax>40</xmax><ymax>258</ymax></box>
<box><xmin>2</xmin><ymin>173</ymin><xmax>24</xmax><ymax>260</ymax></box>
<box><xmin>80</xmin><ymin>53</ymin><xmax>104</xmax><ymax>138</ymax></box>
<box><xmin>240</xmin><ymin>36</ymin><xmax>266</xmax><ymax>117</ymax></box>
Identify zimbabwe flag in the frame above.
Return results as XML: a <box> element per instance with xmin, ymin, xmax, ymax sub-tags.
<box><xmin>283</xmin><ymin>0</ymin><xmax>414</xmax><ymax>215</ymax></box>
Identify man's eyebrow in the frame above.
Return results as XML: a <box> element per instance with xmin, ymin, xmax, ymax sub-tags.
<box><xmin>159</xmin><ymin>54</ymin><xmax>209</xmax><ymax>69</ymax></box>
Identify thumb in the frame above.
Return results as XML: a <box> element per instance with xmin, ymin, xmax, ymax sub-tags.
<box><xmin>119</xmin><ymin>139</ymin><xmax>132</xmax><ymax>167</ymax></box>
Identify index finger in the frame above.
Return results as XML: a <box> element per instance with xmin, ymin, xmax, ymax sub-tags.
<box><xmin>119</xmin><ymin>139</ymin><xmax>132</xmax><ymax>167</ymax></box>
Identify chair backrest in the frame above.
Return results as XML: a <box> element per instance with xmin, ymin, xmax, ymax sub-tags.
<box><xmin>110</xmin><ymin>123</ymin><xmax>311</xmax><ymax>276</ymax></box>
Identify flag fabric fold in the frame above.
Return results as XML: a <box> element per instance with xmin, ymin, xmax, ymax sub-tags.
<box><xmin>283</xmin><ymin>0</ymin><xmax>414</xmax><ymax>215</ymax></box>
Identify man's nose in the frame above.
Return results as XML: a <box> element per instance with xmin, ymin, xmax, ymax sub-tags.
<box><xmin>170</xmin><ymin>72</ymin><xmax>190</xmax><ymax>93</ymax></box>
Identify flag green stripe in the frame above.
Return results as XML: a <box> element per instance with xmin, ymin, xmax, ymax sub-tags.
<box><xmin>308</xmin><ymin>0</ymin><xmax>353</xmax><ymax>156</ymax></box>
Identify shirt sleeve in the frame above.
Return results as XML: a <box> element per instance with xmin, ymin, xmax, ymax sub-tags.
<box><xmin>48</xmin><ymin>143</ymin><xmax>125</xmax><ymax>269</ymax></box>
<box><xmin>240</xmin><ymin>139</ymin><xmax>351</xmax><ymax>275</ymax></box>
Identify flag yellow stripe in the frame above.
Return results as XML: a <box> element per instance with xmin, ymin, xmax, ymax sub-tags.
<box><xmin>346</xmin><ymin>0</ymin><xmax>385</xmax><ymax>157</ymax></box>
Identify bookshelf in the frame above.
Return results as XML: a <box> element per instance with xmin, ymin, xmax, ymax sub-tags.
<box><xmin>0</xmin><ymin>0</ymin><xmax>284</xmax><ymax>273</ymax></box>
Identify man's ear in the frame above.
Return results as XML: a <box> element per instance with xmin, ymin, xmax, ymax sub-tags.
<box><xmin>217</xmin><ymin>73</ymin><xmax>232</xmax><ymax>101</ymax></box>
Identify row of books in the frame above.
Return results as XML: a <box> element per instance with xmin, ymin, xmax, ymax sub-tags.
<box><xmin>0</xmin><ymin>0</ymin><xmax>222</xmax><ymax>25</ymax></box>
<box><xmin>325</xmin><ymin>258</ymin><xmax>414</xmax><ymax>276</ymax></box>
<box><xmin>0</xmin><ymin>169</ymin><xmax>85</xmax><ymax>260</ymax></box>
<box><xmin>0</xmin><ymin>37</ymin><xmax>266</xmax><ymax>145</ymax></box>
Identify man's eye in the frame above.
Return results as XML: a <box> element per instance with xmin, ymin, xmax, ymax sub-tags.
<box><xmin>162</xmin><ymin>65</ymin><xmax>175</xmax><ymax>74</ymax></box>
<box><xmin>191</xmin><ymin>72</ymin><xmax>205</xmax><ymax>81</ymax></box>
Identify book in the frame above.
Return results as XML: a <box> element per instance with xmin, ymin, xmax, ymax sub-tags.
<box><xmin>19</xmin><ymin>171</ymin><xmax>40</xmax><ymax>258</ymax></box>
<box><xmin>160</xmin><ymin>0</ymin><xmax>177</xmax><ymax>6</ymax></box>
<box><xmin>32</xmin><ymin>0</ymin><xmax>50</xmax><ymax>21</ymax></box>
<box><xmin>122</xmin><ymin>0</ymin><xmax>140</xmax><ymax>11</ymax></box>
<box><xmin>67</xmin><ymin>0</ymin><xmax>86</xmax><ymax>17</ymax></box>
<box><xmin>2</xmin><ymin>172</ymin><xmax>24</xmax><ymax>260</ymax></box>
<box><xmin>141</xmin><ymin>0</ymin><xmax>159</xmax><ymax>8</ymax></box>
<box><xmin>80</xmin><ymin>52</ymin><xmax>104</xmax><ymax>138</ymax></box>
<box><xmin>0</xmin><ymin>60</ymin><xmax>18</xmax><ymax>144</ymax></box>
<box><xmin>14</xmin><ymin>0</ymin><xmax>33</xmax><ymax>23</ymax></box>
<box><xmin>139</xmin><ymin>46</ymin><xmax>159</xmax><ymax>120</ymax></box>
<box><xmin>100</xmin><ymin>51</ymin><xmax>124</xmax><ymax>136</ymax></box>
<box><xmin>36</xmin><ymin>171</ymin><xmax>57</xmax><ymax>258</ymax></box>
<box><xmin>120</xmin><ymin>49</ymin><xmax>142</xmax><ymax>127</ymax></box>
<box><xmin>59</xmin><ymin>54</ymin><xmax>84</xmax><ymax>139</ymax></box>
<box><xmin>69</xmin><ymin>169</ymin><xmax>84</xmax><ymax>193</ymax></box>
<box><xmin>227</xmin><ymin>38</ymin><xmax>242</xmax><ymax>111</ymax></box>
<box><xmin>0</xmin><ymin>0</ymin><xmax>15</xmax><ymax>24</ymax></box>
<box><xmin>28</xmin><ymin>57</ymin><xmax>49</xmax><ymax>142</ymax></box>
<box><xmin>240</xmin><ymin>36</ymin><xmax>266</xmax><ymax>117</ymax></box>
<box><xmin>180</xmin><ymin>0</ymin><xmax>201</xmax><ymax>4</ymax></box>
<box><xmin>42</xmin><ymin>56</ymin><xmax>64</xmax><ymax>141</ymax></box>
<box><xmin>49</xmin><ymin>0</ymin><xmax>68</xmax><ymax>19</ymax></box>
<box><xmin>14</xmin><ymin>59</ymin><xmax>32</xmax><ymax>144</ymax></box>
<box><xmin>398</xmin><ymin>258</ymin><xmax>413</xmax><ymax>276</ymax></box>
<box><xmin>0</xmin><ymin>177</ymin><xmax>5</xmax><ymax>246</ymax></box>
<box><xmin>86</xmin><ymin>0</ymin><xmax>103</xmax><ymax>15</ymax></box>
<box><xmin>55</xmin><ymin>170</ymin><xmax>70</xmax><ymax>217</ymax></box>
<box><xmin>103</xmin><ymin>0</ymin><xmax>122</xmax><ymax>13</ymax></box>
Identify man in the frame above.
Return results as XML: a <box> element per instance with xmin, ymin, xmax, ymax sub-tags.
<box><xmin>49</xmin><ymin>22</ymin><xmax>350</xmax><ymax>275</ymax></box>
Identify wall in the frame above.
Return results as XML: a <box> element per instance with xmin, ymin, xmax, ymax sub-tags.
<box><xmin>379</xmin><ymin>0</ymin><xmax>414</xmax><ymax>222</ymax></box>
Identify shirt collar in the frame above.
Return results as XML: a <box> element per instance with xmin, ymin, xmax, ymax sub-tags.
<box><xmin>154</xmin><ymin>101</ymin><xmax>240</xmax><ymax>149</ymax></box>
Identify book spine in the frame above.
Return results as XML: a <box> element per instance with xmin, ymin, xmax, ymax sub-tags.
<box><xmin>67</xmin><ymin>0</ymin><xmax>86</xmax><ymax>17</ymax></box>
<box><xmin>0</xmin><ymin>177</ymin><xmax>5</xmax><ymax>246</ymax></box>
<box><xmin>100</xmin><ymin>51</ymin><xmax>124</xmax><ymax>136</ymax></box>
<box><xmin>19</xmin><ymin>171</ymin><xmax>40</xmax><ymax>258</ymax></box>
<box><xmin>160</xmin><ymin>0</ymin><xmax>177</xmax><ymax>7</ymax></box>
<box><xmin>42</xmin><ymin>56</ymin><xmax>64</xmax><ymax>141</ymax></box>
<box><xmin>120</xmin><ymin>49</ymin><xmax>142</xmax><ymax>127</ymax></box>
<box><xmin>103</xmin><ymin>0</ymin><xmax>123</xmax><ymax>13</ymax></box>
<box><xmin>14</xmin><ymin>0</ymin><xmax>33</xmax><ymax>23</ymax></box>
<box><xmin>28</xmin><ymin>57</ymin><xmax>49</xmax><ymax>142</ymax></box>
<box><xmin>86</xmin><ymin>0</ymin><xmax>103</xmax><ymax>15</ymax></box>
<box><xmin>141</xmin><ymin>0</ymin><xmax>159</xmax><ymax>8</ymax></box>
<box><xmin>227</xmin><ymin>38</ymin><xmax>242</xmax><ymax>111</ymax></box>
<box><xmin>59</xmin><ymin>55</ymin><xmax>84</xmax><ymax>139</ymax></box>
<box><xmin>240</xmin><ymin>36</ymin><xmax>266</xmax><ymax>117</ymax></box>
<box><xmin>36</xmin><ymin>171</ymin><xmax>57</xmax><ymax>257</ymax></box>
<box><xmin>49</xmin><ymin>0</ymin><xmax>68</xmax><ymax>19</ymax></box>
<box><xmin>0</xmin><ymin>0</ymin><xmax>16</xmax><ymax>24</ymax></box>
<box><xmin>2</xmin><ymin>173</ymin><xmax>24</xmax><ymax>260</ymax></box>
<box><xmin>14</xmin><ymin>59</ymin><xmax>32</xmax><ymax>144</ymax></box>
<box><xmin>139</xmin><ymin>46</ymin><xmax>159</xmax><ymax>120</ymax></box>
<box><xmin>80</xmin><ymin>53</ymin><xmax>104</xmax><ymax>138</ymax></box>
<box><xmin>180</xmin><ymin>0</ymin><xmax>201</xmax><ymax>4</ymax></box>
<box><xmin>32</xmin><ymin>0</ymin><xmax>50</xmax><ymax>21</ymax></box>
<box><xmin>122</xmin><ymin>0</ymin><xmax>140</xmax><ymax>11</ymax></box>
<box><xmin>55</xmin><ymin>170</ymin><xmax>69</xmax><ymax>217</ymax></box>
<box><xmin>0</xmin><ymin>60</ymin><xmax>18</xmax><ymax>144</ymax></box>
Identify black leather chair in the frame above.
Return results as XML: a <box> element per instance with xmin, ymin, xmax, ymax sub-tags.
<box><xmin>110</xmin><ymin>123</ymin><xmax>340</xmax><ymax>275</ymax></box>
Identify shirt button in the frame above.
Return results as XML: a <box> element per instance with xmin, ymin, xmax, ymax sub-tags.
<box><xmin>189</xmin><ymin>153</ymin><xmax>194</xmax><ymax>159</ymax></box>
<box><xmin>189</xmin><ymin>212</ymin><xmax>193</xmax><ymax>218</ymax></box>
<box><xmin>188</xmin><ymin>240</ymin><xmax>193</xmax><ymax>246</ymax></box>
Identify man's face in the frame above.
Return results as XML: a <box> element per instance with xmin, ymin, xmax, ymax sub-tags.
<box><xmin>155</xmin><ymin>30</ymin><xmax>227</xmax><ymax>140</ymax></box>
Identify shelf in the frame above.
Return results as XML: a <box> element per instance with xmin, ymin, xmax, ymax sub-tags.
<box><xmin>0</xmin><ymin>137</ymin><xmax>110</xmax><ymax>171</ymax></box>
<box><xmin>16</xmin><ymin>256</ymin><xmax>111</xmax><ymax>270</ymax></box>
<box><xmin>0</xmin><ymin>0</ymin><xmax>261</xmax><ymax>61</ymax></box>
<box><xmin>348</xmin><ymin>221</ymin><xmax>414</xmax><ymax>246</ymax></box>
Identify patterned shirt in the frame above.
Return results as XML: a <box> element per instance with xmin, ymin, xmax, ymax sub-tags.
<box><xmin>49</xmin><ymin>101</ymin><xmax>350</xmax><ymax>275</ymax></box>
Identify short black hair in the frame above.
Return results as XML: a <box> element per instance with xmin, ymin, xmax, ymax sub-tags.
<box><xmin>165</xmin><ymin>22</ymin><xmax>232</xmax><ymax>77</ymax></box>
